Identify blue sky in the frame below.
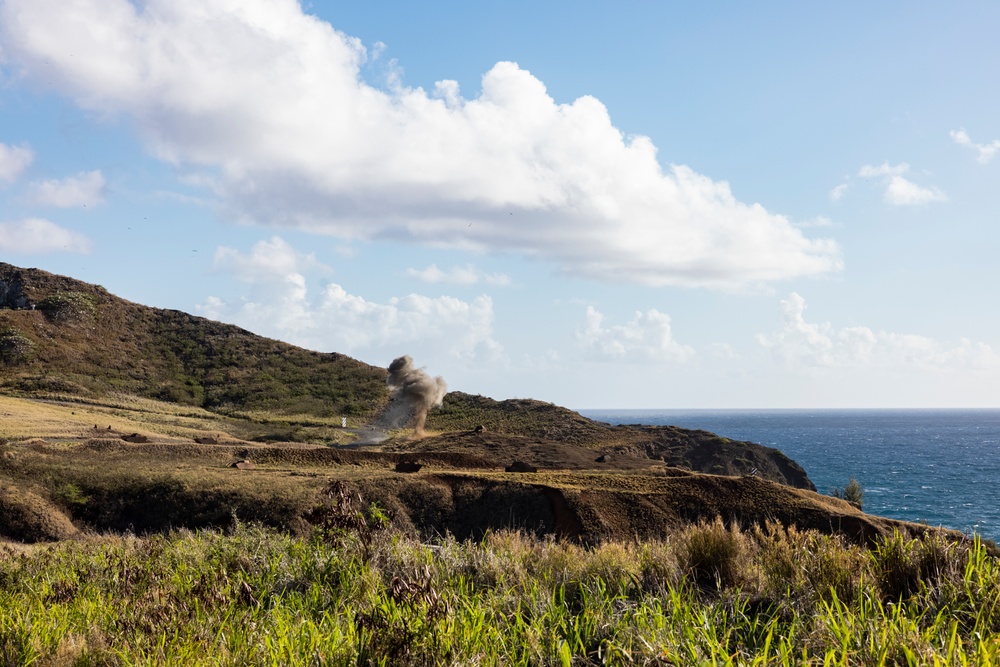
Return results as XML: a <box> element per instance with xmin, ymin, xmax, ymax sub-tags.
<box><xmin>1</xmin><ymin>0</ymin><xmax>998</xmax><ymax>408</ymax></box>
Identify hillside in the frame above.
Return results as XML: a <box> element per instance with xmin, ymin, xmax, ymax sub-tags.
<box><xmin>8</xmin><ymin>262</ymin><xmax>968</xmax><ymax>552</ymax></box>
<box><xmin>1</xmin><ymin>263</ymin><xmax>387</xmax><ymax>417</ymax></box>
<box><xmin>0</xmin><ymin>263</ymin><xmax>813</xmax><ymax>487</ymax></box>
<box><xmin>0</xmin><ymin>394</ymin><xmax>956</xmax><ymax>547</ymax></box>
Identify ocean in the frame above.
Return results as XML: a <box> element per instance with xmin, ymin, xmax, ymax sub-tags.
<box><xmin>578</xmin><ymin>409</ymin><xmax>1000</xmax><ymax>541</ymax></box>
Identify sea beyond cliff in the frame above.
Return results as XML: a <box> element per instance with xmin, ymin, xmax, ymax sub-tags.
<box><xmin>582</xmin><ymin>408</ymin><xmax>1000</xmax><ymax>540</ymax></box>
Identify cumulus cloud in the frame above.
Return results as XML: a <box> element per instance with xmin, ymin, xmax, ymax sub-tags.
<box><xmin>0</xmin><ymin>142</ymin><xmax>33</xmax><ymax>183</ymax></box>
<box><xmin>0</xmin><ymin>217</ymin><xmax>91</xmax><ymax>253</ymax></box>
<box><xmin>200</xmin><ymin>238</ymin><xmax>501</xmax><ymax>360</ymax></box>
<box><xmin>950</xmin><ymin>128</ymin><xmax>1000</xmax><ymax>164</ymax></box>
<box><xmin>0</xmin><ymin>0</ymin><xmax>840</xmax><ymax>289</ymax></box>
<box><xmin>406</xmin><ymin>264</ymin><xmax>510</xmax><ymax>286</ymax></box>
<box><xmin>26</xmin><ymin>170</ymin><xmax>106</xmax><ymax>207</ymax></box>
<box><xmin>858</xmin><ymin>162</ymin><xmax>947</xmax><ymax>206</ymax></box>
<box><xmin>576</xmin><ymin>305</ymin><xmax>694</xmax><ymax>363</ymax></box>
<box><xmin>212</xmin><ymin>236</ymin><xmax>327</xmax><ymax>284</ymax></box>
<box><xmin>758</xmin><ymin>293</ymin><xmax>1000</xmax><ymax>371</ymax></box>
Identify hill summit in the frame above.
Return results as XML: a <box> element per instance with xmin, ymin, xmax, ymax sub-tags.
<box><xmin>0</xmin><ymin>262</ymin><xmax>387</xmax><ymax>417</ymax></box>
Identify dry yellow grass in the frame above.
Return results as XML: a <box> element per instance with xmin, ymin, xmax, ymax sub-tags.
<box><xmin>0</xmin><ymin>395</ymin><xmax>117</xmax><ymax>440</ymax></box>
<box><xmin>0</xmin><ymin>393</ymin><xmax>288</xmax><ymax>443</ymax></box>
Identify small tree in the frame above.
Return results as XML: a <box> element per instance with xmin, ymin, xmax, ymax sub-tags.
<box><xmin>831</xmin><ymin>476</ymin><xmax>864</xmax><ymax>510</ymax></box>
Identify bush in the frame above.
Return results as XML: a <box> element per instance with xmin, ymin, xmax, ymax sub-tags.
<box><xmin>677</xmin><ymin>517</ymin><xmax>751</xmax><ymax>589</ymax></box>
<box><xmin>0</xmin><ymin>327</ymin><xmax>34</xmax><ymax>365</ymax></box>
<box><xmin>37</xmin><ymin>291</ymin><xmax>96</xmax><ymax>324</ymax></box>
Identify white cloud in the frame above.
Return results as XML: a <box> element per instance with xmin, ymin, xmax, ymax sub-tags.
<box><xmin>576</xmin><ymin>305</ymin><xmax>694</xmax><ymax>363</ymax></box>
<box><xmin>212</xmin><ymin>236</ymin><xmax>327</xmax><ymax>283</ymax></box>
<box><xmin>857</xmin><ymin>162</ymin><xmax>946</xmax><ymax>206</ymax></box>
<box><xmin>0</xmin><ymin>217</ymin><xmax>91</xmax><ymax>253</ymax></box>
<box><xmin>406</xmin><ymin>264</ymin><xmax>510</xmax><ymax>286</ymax></box>
<box><xmin>797</xmin><ymin>215</ymin><xmax>836</xmax><ymax>228</ymax></box>
<box><xmin>758</xmin><ymin>293</ymin><xmax>1000</xmax><ymax>371</ymax></box>
<box><xmin>0</xmin><ymin>0</ymin><xmax>841</xmax><ymax>290</ymax></box>
<box><xmin>950</xmin><ymin>128</ymin><xmax>1000</xmax><ymax>164</ymax></box>
<box><xmin>200</xmin><ymin>238</ymin><xmax>501</xmax><ymax>361</ymax></box>
<box><xmin>829</xmin><ymin>183</ymin><xmax>850</xmax><ymax>202</ymax></box>
<box><xmin>884</xmin><ymin>176</ymin><xmax>946</xmax><ymax>206</ymax></box>
<box><xmin>26</xmin><ymin>170</ymin><xmax>106</xmax><ymax>207</ymax></box>
<box><xmin>0</xmin><ymin>142</ymin><xmax>33</xmax><ymax>183</ymax></box>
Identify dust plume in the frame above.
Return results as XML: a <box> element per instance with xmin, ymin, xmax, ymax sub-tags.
<box><xmin>359</xmin><ymin>356</ymin><xmax>447</xmax><ymax>441</ymax></box>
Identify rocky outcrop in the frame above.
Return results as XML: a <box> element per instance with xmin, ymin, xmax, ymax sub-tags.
<box><xmin>0</xmin><ymin>270</ymin><xmax>30</xmax><ymax>309</ymax></box>
<box><xmin>603</xmin><ymin>426</ymin><xmax>816</xmax><ymax>490</ymax></box>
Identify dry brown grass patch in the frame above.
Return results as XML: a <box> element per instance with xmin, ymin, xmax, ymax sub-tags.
<box><xmin>0</xmin><ymin>483</ymin><xmax>79</xmax><ymax>542</ymax></box>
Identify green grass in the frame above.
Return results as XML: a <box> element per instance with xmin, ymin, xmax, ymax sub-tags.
<box><xmin>1</xmin><ymin>519</ymin><xmax>998</xmax><ymax>665</ymax></box>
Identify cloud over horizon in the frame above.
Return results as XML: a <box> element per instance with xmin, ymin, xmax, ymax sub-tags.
<box><xmin>758</xmin><ymin>293</ymin><xmax>999</xmax><ymax>372</ymax></box>
<box><xmin>0</xmin><ymin>0</ymin><xmax>840</xmax><ymax>290</ymax></box>
<box><xmin>200</xmin><ymin>237</ymin><xmax>501</xmax><ymax>363</ymax></box>
<box><xmin>577</xmin><ymin>306</ymin><xmax>694</xmax><ymax>363</ymax></box>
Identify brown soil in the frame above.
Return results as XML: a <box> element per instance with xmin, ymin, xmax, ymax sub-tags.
<box><xmin>352</xmin><ymin>468</ymin><xmax>967</xmax><ymax>547</ymax></box>
<box><xmin>0</xmin><ymin>486</ymin><xmax>79</xmax><ymax>542</ymax></box>
<box><xmin>0</xmin><ymin>432</ymin><xmax>973</xmax><ymax>548</ymax></box>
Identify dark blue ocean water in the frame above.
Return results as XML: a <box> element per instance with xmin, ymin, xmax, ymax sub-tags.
<box><xmin>578</xmin><ymin>409</ymin><xmax>1000</xmax><ymax>541</ymax></box>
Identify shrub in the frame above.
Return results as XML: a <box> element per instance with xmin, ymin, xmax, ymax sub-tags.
<box><xmin>677</xmin><ymin>517</ymin><xmax>752</xmax><ymax>589</ymax></box>
<box><xmin>0</xmin><ymin>327</ymin><xmax>34</xmax><ymax>365</ymax></box>
<box><xmin>871</xmin><ymin>531</ymin><xmax>965</xmax><ymax>602</ymax></box>
<box><xmin>37</xmin><ymin>291</ymin><xmax>97</xmax><ymax>324</ymax></box>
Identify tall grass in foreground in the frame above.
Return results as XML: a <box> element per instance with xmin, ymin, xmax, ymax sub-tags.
<box><xmin>1</xmin><ymin>518</ymin><xmax>999</xmax><ymax>666</ymax></box>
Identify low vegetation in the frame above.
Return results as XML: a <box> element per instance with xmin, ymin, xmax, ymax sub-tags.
<box><xmin>831</xmin><ymin>477</ymin><xmax>865</xmax><ymax>510</ymax></box>
<box><xmin>0</xmin><ymin>327</ymin><xmax>33</xmax><ymax>366</ymax></box>
<box><xmin>1</xmin><ymin>517</ymin><xmax>998</xmax><ymax>665</ymax></box>
<box><xmin>0</xmin><ymin>264</ymin><xmax>388</xmax><ymax>420</ymax></box>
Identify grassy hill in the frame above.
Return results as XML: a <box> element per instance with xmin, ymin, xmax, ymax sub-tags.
<box><xmin>4</xmin><ymin>261</ymin><xmax>978</xmax><ymax>559</ymax></box>
<box><xmin>0</xmin><ymin>263</ymin><xmax>387</xmax><ymax>418</ymax></box>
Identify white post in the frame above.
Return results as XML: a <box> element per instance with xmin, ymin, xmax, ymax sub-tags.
<box><xmin>341</xmin><ymin>417</ymin><xmax>347</xmax><ymax>428</ymax></box>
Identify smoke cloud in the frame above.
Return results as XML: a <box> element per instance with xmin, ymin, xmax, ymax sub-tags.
<box><xmin>376</xmin><ymin>355</ymin><xmax>448</xmax><ymax>437</ymax></box>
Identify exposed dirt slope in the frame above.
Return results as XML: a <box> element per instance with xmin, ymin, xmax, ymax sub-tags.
<box><xmin>0</xmin><ymin>432</ymin><xmax>965</xmax><ymax>550</ymax></box>
<box><xmin>353</xmin><ymin>470</ymin><xmax>959</xmax><ymax>547</ymax></box>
